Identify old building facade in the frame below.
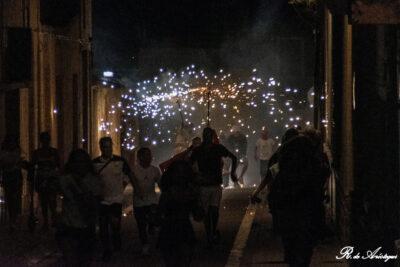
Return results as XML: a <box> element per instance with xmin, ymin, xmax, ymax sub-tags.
<box><xmin>313</xmin><ymin>0</ymin><xmax>400</xmax><ymax>254</ymax></box>
<box><xmin>0</xmin><ymin>0</ymin><xmax>93</xmax><ymax>163</ymax></box>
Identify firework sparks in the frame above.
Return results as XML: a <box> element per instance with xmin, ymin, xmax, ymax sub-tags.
<box><xmin>101</xmin><ymin>65</ymin><xmax>311</xmax><ymax>149</ymax></box>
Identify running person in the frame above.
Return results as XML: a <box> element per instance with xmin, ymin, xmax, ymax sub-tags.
<box><xmin>227</xmin><ymin>126</ymin><xmax>248</xmax><ymax>186</ymax></box>
<box><xmin>254</xmin><ymin>128</ymin><xmax>276</xmax><ymax>183</ymax></box>
<box><xmin>132</xmin><ymin>147</ymin><xmax>161</xmax><ymax>255</ymax></box>
<box><xmin>219</xmin><ymin>132</ymin><xmax>231</xmax><ymax>188</ymax></box>
<box><xmin>158</xmin><ymin>160</ymin><xmax>203</xmax><ymax>267</ymax></box>
<box><xmin>93</xmin><ymin>137</ymin><xmax>138</xmax><ymax>262</ymax></box>
<box><xmin>191</xmin><ymin>127</ymin><xmax>238</xmax><ymax>247</ymax></box>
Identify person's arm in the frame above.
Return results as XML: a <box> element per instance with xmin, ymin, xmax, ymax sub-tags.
<box><xmin>128</xmin><ymin>170</ymin><xmax>144</xmax><ymax>199</ymax></box>
<box><xmin>254</xmin><ymin>141</ymin><xmax>259</xmax><ymax>161</ymax></box>
<box><xmin>155</xmin><ymin>167</ymin><xmax>161</xmax><ymax>186</ymax></box>
<box><xmin>251</xmin><ymin>169</ymin><xmax>272</xmax><ymax>202</ymax></box>
<box><xmin>272</xmin><ymin>139</ymin><xmax>278</xmax><ymax>153</ymax></box>
<box><xmin>122</xmin><ymin>159</ymin><xmax>143</xmax><ymax>199</ymax></box>
<box><xmin>243</xmin><ymin>136</ymin><xmax>248</xmax><ymax>154</ymax></box>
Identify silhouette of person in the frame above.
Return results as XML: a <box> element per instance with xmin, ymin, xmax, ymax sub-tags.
<box><xmin>158</xmin><ymin>160</ymin><xmax>203</xmax><ymax>267</ymax></box>
<box><xmin>268</xmin><ymin>135</ymin><xmax>330</xmax><ymax>266</ymax></box>
<box><xmin>191</xmin><ymin>127</ymin><xmax>238</xmax><ymax>247</ymax></box>
<box><xmin>57</xmin><ymin>149</ymin><xmax>102</xmax><ymax>266</ymax></box>
<box><xmin>31</xmin><ymin>131</ymin><xmax>61</xmax><ymax>230</ymax></box>
<box><xmin>0</xmin><ymin>134</ymin><xmax>28</xmax><ymax>232</ymax></box>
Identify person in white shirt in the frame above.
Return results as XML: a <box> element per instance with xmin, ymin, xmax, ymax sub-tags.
<box><xmin>132</xmin><ymin>147</ymin><xmax>161</xmax><ymax>255</ymax></box>
<box><xmin>254</xmin><ymin>128</ymin><xmax>276</xmax><ymax>183</ymax></box>
<box><xmin>93</xmin><ymin>137</ymin><xmax>138</xmax><ymax>262</ymax></box>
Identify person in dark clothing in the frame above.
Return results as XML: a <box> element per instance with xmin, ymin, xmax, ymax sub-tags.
<box><xmin>31</xmin><ymin>132</ymin><xmax>61</xmax><ymax>230</ymax></box>
<box><xmin>268</xmin><ymin>135</ymin><xmax>330</xmax><ymax>267</ymax></box>
<box><xmin>0</xmin><ymin>135</ymin><xmax>28</xmax><ymax>232</ymax></box>
<box><xmin>158</xmin><ymin>160</ymin><xmax>203</xmax><ymax>267</ymax></box>
<box><xmin>57</xmin><ymin>149</ymin><xmax>102</xmax><ymax>267</ymax></box>
<box><xmin>191</xmin><ymin>127</ymin><xmax>238</xmax><ymax>247</ymax></box>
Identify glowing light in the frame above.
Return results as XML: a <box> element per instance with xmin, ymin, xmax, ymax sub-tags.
<box><xmin>103</xmin><ymin>71</ymin><xmax>114</xmax><ymax>77</ymax></box>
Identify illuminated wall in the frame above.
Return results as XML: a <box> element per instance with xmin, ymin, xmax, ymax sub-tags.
<box><xmin>92</xmin><ymin>84</ymin><xmax>122</xmax><ymax>157</ymax></box>
<box><xmin>0</xmin><ymin>0</ymin><xmax>93</xmax><ymax>164</ymax></box>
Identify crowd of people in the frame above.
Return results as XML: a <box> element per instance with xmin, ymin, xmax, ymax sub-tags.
<box><xmin>0</xmin><ymin>125</ymin><xmax>330</xmax><ymax>267</ymax></box>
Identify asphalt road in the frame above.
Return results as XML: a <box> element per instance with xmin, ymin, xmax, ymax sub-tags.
<box><xmin>0</xmin><ymin>187</ymin><xmax>253</xmax><ymax>267</ymax></box>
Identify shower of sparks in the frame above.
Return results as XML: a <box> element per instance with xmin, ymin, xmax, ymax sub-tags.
<box><xmin>100</xmin><ymin>65</ymin><xmax>312</xmax><ymax>149</ymax></box>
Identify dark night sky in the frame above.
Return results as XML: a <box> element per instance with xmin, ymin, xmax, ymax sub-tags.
<box><xmin>94</xmin><ymin>0</ymin><xmax>260</xmax><ymax>47</ymax></box>
<box><xmin>93</xmin><ymin>0</ymin><xmax>314</xmax><ymax>83</ymax></box>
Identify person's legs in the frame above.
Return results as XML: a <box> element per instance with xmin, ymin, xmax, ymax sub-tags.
<box><xmin>281</xmin><ymin>235</ymin><xmax>295</xmax><ymax>263</ymax></box>
<box><xmin>110</xmin><ymin>203</ymin><xmax>122</xmax><ymax>251</ymax></box>
<box><xmin>48</xmin><ymin>191</ymin><xmax>58</xmax><ymax>226</ymax></box>
<box><xmin>209</xmin><ymin>206</ymin><xmax>220</xmax><ymax>241</ymax></box>
<box><xmin>222</xmin><ymin>158</ymin><xmax>231</xmax><ymax>188</ymax></box>
<box><xmin>199</xmin><ymin>187</ymin><xmax>213</xmax><ymax>245</ymax></box>
<box><xmin>56</xmin><ymin>226</ymin><xmax>80</xmax><ymax>266</ymax></box>
<box><xmin>38</xmin><ymin>191</ymin><xmax>49</xmax><ymax>228</ymax></box>
<box><xmin>239</xmin><ymin>157</ymin><xmax>248</xmax><ymax>186</ymax></box>
<box><xmin>99</xmin><ymin>204</ymin><xmax>112</xmax><ymax>260</ymax></box>
<box><xmin>222</xmin><ymin>175</ymin><xmax>229</xmax><ymax>188</ymax></box>
<box><xmin>283</xmin><ymin>231</ymin><xmax>314</xmax><ymax>267</ymax></box>
<box><xmin>134</xmin><ymin>206</ymin><xmax>149</xmax><ymax>246</ymax></box>
<box><xmin>78</xmin><ymin>227</ymin><xmax>96</xmax><ymax>266</ymax></box>
<box><xmin>148</xmin><ymin>204</ymin><xmax>157</xmax><ymax>235</ymax></box>
<box><xmin>3</xmin><ymin>183</ymin><xmax>17</xmax><ymax>231</ymax></box>
<box><xmin>259</xmin><ymin>160</ymin><xmax>269</xmax><ymax>184</ymax></box>
<box><xmin>209</xmin><ymin>186</ymin><xmax>222</xmax><ymax>243</ymax></box>
<box><xmin>205</xmin><ymin>207</ymin><xmax>213</xmax><ymax>245</ymax></box>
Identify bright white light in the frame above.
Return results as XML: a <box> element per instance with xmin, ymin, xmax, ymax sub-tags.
<box><xmin>103</xmin><ymin>71</ymin><xmax>114</xmax><ymax>77</ymax></box>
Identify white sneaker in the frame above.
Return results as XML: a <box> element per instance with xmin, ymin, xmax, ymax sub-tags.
<box><xmin>142</xmin><ymin>244</ymin><xmax>150</xmax><ymax>256</ymax></box>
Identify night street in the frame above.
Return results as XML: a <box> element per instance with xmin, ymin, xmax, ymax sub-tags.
<box><xmin>1</xmin><ymin>0</ymin><xmax>400</xmax><ymax>266</ymax></box>
<box><xmin>0</xmin><ymin>188</ymin><xmax>346</xmax><ymax>266</ymax></box>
